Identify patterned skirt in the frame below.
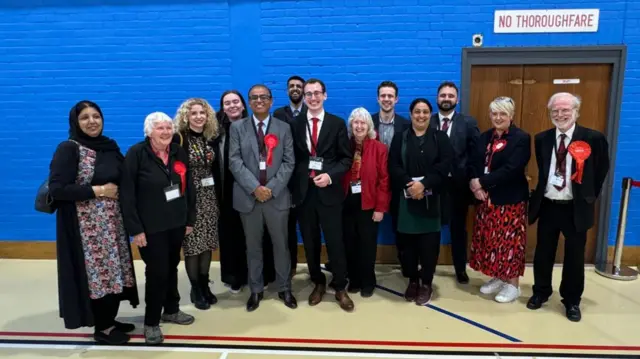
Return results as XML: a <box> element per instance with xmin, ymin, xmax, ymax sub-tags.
<box><xmin>469</xmin><ymin>200</ymin><xmax>527</xmax><ymax>281</ymax></box>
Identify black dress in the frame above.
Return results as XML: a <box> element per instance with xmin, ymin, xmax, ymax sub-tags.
<box><xmin>49</xmin><ymin>140</ymin><xmax>139</xmax><ymax>330</ymax></box>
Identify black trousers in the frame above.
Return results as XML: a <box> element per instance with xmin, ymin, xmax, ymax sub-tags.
<box><xmin>400</xmin><ymin>232</ymin><xmax>441</xmax><ymax>286</ymax></box>
<box><xmin>288</xmin><ymin>206</ymin><xmax>299</xmax><ymax>270</ymax></box>
<box><xmin>298</xmin><ymin>180</ymin><xmax>348</xmax><ymax>290</ymax></box>
<box><xmin>90</xmin><ymin>294</ymin><xmax>121</xmax><ymax>331</ymax></box>
<box><xmin>532</xmin><ymin>199</ymin><xmax>586</xmax><ymax>306</ymax></box>
<box><xmin>446</xmin><ymin>181</ymin><xmax>470</xmax><ymax>274</ymax></box>
<box><xmin>343</xmin><ymin>193</ymin><xmax>379</xmax><ymax>291</ymax></box>
<box><xmin>138</xmin><ymin>226</ymin><xmax>184</xmax><ymax>326</ymax></box>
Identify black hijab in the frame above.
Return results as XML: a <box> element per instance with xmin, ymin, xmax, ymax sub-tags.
<box><xmin>68</xmin><ymin>100</ymin><xmax>121</xmax><ymax>154</ymax></box>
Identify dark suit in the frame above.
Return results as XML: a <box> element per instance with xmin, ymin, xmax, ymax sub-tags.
<box><xmin>273</xmin><ymin>103</ymin><xmax>308</xmax><ymax>273</ymax></box>
<box><xmin>372</xmin><ymin>112</ymin><xmax>410</xmax><ymax>146</ymax></box>
<box><xmin>529</xmin><ymin>124</ymin><xmax>609</xmax><ymax>306</ymax></box>
<box><xmin>291</xmin><ymin>111</ymin><xmax>353</xmax><ymax>290</ymax></box>
<box><xmin>429</xmin><ymin>112</ymin><xmax>480</xmax><ymax>275</ymax></box>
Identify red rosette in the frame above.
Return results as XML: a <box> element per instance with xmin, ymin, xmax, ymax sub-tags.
<box><xmin>173</xmin><ymin>160</ymin><xmax>187</xmax><ymax>193</ymax></box>
<box><xmin>264</xmin><ymin>134</ymin><xmax>278</xmax><ymax>166</ymax></box>
<box><xmin>492</xmin><ymin>139</ymin><xmax>507</xmax><ymax>153</ymax></box>
<box><xmin>569</xmin><ymin>140</ymin><xmax>592</xmax><ymax>184</ymax></box>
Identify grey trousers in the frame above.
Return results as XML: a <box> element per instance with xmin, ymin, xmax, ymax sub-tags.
<box><xmin>239</xmin><ymin>203</ymin><xmax>291</xmax><ymax>293</ymax></box>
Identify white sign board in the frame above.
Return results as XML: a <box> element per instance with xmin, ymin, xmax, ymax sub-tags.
<box><xmin>494</xmin><ymin>9</ymin><xmax>599</xmax><ymax>33</ymax></box>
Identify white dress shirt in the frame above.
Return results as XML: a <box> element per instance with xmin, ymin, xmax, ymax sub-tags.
<box><xmin>438</xmin><ymin>110</ymin><xmax>455</xmax><ymax>137</ymax></box>
<box><xmin>306</xmin><ymin>110</ymin><xmax>325</xmax><ymax>153</ymax></box>
<box><xmin>544</xmin><ymin>124</ymin><xmax>575</xmax><ymax>200</ymax></box>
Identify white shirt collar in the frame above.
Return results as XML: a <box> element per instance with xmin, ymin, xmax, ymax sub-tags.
<box><xmin>555</xmin><ymin>123</ymin><xmax>576</xmax><ymax>141</ymax></box>
<box><xmin>439</xmin><ymin>111</ymin><xmax>455</xmax><ymax>121</ymax></box>
<box><xmin>307</xmin><ymin>109</ymin><xmax>325</xmax><ymax>122</ymax></box>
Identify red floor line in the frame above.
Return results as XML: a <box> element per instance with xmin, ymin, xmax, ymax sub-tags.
<box><xmin>0</xmin><ymin>331</ymin><xmax>639</xmax><ymax>352</ymax></box>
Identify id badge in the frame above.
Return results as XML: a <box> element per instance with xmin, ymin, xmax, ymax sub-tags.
<box><xmin>259</xmin><ymin>161</ymin><xmax>266</xmax><ymax>170</ymax></box>
<box><xmin>350</xmin><ymin>181</ymin><xmax>362</xmax><ymax>194</ymax></box>
<box><xmin>484</xmin><ymin>166</ymin><xmax>489</xmax><ymax>174</ymax></box>
<box><xmin>201</xmin><ymin>177</ymin><xmax>214</xmax><ymax>187</ymax></box>
<box><xmin>164</xmin><ymin>184</ymin><xmax>181</xmax><ymax>202</ymax></box>
<box><xmin>309</xmin><ymin>156</ymin><xmax>323</xmax><ymax>170</ymax></box>
<box><xmin>550</xmin><ymin>174</ymin><xmax>564</xmax><ymax>187</ymax></box>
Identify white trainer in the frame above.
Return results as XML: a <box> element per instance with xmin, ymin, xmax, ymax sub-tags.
<box><xmin>495</xmin><ymin>284</ymin><xmax>521</xmax><ymax>303</ymax></box>
<box><xmin>480</xmin><ymin>278</ymin><xmax>505</xmax><ymax>294</ymax></box>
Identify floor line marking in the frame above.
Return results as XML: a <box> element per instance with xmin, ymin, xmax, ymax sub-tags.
<box><xmin>219</xmin><ymin>351</ymin><xmax>229</xmax><ymax>359</ymax></box>
<box><xmin>319</xmin><ymin>266</ymin><xmax>521</xmax><ymax>343</ymax></box>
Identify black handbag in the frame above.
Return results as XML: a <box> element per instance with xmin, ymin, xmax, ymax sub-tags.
<box><xmin>35</xmin><ymin>179</ymin><xmax>56</xmax><ymax>214</ymax></box>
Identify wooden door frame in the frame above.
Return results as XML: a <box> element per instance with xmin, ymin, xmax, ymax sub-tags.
<box><xmin>460</xmin><ymin>45</ymin><xmax>627</xmax><ymax>266</ymax></box>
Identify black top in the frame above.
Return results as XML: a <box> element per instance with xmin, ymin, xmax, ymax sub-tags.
<box><xmin>469</xmin><ymin>125</ymin><xmax>531</xmax><ymax>206</ymax></box>
<box><xmin>120</xmin><ymin>138</ymin><xmax>196</xmax><ymax>236</ymax></box>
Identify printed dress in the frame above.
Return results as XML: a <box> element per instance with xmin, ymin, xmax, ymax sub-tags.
<box><xmin>183</xmin><ymin>133</ymin><xmax>220</xmax><ymax>256</ymax></box>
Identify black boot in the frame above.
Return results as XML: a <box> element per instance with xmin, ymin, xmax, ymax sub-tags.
<box><xmin>200</xmin><ymin>274</ymin><xmax>218</xmax><ymax>305</ymax></box>
<box><xmin>190</xmin><ymin>280</ymin><xmax>210</xmax><ymax>310</ymax></box>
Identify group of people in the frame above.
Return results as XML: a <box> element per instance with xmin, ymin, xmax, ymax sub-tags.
<box><xmin>48</xmin><ymin>77</ymin><xmax>609</xmax><ymax>346</ymax></box>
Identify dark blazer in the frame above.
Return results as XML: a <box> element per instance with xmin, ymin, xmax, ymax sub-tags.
<box><xmin>273</xmin><ymin>103</ymin><xmax>308</xmax><ymax>125</ymax></box>
<box><xmin>120</xmin><ymin>139</ymin><xmax>196</xmax><ymax>236</ymax></box>
<box><xmin>469</xmin><ymin>125</ymin><xmax>531</xmax><ymax>206</ymax></box>
<box><xmin>372</xmin><ymin>112</ymin><xmax>410</xmax><ymax>134</ymax></box>
<box><xmin>528</xmin><ymin>124</ymin><xmax>610</xmax><ymax>232</ymax></box>
<box><xmin>291</xmin><ymin>111</ymin><xmax>353</xmax><ymax>206</ymax></box>
<box><xmin>429</xmin><ymin>112</ymin><xmax>480</xmax><ymax>186</ymax></box>
<box><xmin>388</xmin><ymin>127</ymin><xmax>454</xmax><ymax>221</ymax></box>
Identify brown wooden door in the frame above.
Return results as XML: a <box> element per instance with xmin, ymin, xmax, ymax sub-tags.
<box><xmin>468</xmin><ymin>63</ymin><xmax>612</xmax><ymax>263</ymax></box>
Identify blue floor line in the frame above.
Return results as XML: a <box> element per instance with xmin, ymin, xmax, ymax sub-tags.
<box><xmin>320</xmin><ymin>266</ymin><xmax>522</xmax><ymax>343</ymax></box>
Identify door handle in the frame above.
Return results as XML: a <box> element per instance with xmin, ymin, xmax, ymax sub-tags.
<box><xmin>509</xmin><ymin>78</ymin><xmax>523</xmax><ymax>85</ymax></box>
<box><xmin>524</xmin><ymin>79</ymin><xmax>537</xmax><ymax>85</ymax></box>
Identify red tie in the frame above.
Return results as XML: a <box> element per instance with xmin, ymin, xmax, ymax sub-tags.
<box><xmin>554</xmin><ymin>134</ymin><xmax>567</xmax><ymax>190</ymax></box>
<box><xmin>441</xmin><ymin>118</ymin><xmax>450</xmax><ymax>132</ymax></box>
<box><xmin>310</xmin><ymin>117</ymin><xmax>319</xmax><ymax>177</ymax></box>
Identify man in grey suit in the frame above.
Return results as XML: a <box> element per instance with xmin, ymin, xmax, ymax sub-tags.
<box><xmin>228</xmin><ymin>84</ymin><xmax>297</xmax><ymax>312</ymax></box>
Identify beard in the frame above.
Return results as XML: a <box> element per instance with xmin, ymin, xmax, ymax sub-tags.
<box><xmin>437</xmin><ymin>100</ymin><xmax>456</xmax><ymax>112</ymax></box>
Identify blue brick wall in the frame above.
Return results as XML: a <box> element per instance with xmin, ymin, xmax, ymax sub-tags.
<box><xmin>0</xmin><ymin>0</ymin><xmax>638</xmax><ymax>248</ymax></box>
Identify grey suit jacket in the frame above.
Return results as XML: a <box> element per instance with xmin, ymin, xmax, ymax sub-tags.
<box><xmin>228</xmin><ymin>115</ymin><xmax>295</xmax><ymax>213</ymax></box>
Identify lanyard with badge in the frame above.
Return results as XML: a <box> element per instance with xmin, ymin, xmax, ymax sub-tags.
<box><xmin>306</xmin><ymin>120</ymin><xmax>323</xmax><ymax>171</ymax></box>
<box><xmin>251</xmin><ymin>119</ymin><xmax>269</xmax><ymax>171</ymax></box>
<box><xmin>190</xmin><ymin>136</ymin><xmax>215</xmax><ymax>188</ymax></box>
<box><xmin>161</xmin><ymin>157</ymin><xmax>182</xmax><ymax>202</ymax></box>
<box><xmin>549</xmin><ymin>137</ymin><xmax>567</xmax><ymax>188</ymax></box>
<box><xmin>350</xmin><ymin>148</ymin><xmax>362</xmax><ymax>194</ymax></box>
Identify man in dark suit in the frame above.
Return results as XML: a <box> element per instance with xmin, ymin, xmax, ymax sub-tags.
<box><xmin>228</xmin><ymin>84</ymin><xmax>297</xmax><ymax>312</ymax></box>
<box><xmin>273</xmin><ymin>75</ymin><xmax>307</xmax><ymax>279</ymax></box>
<box><xmin>291</xmin><ymin>78</ymin><xmax>355</xmax><ymax>312</ymax></box>
<box><xmin>429</xmin><ymin>81</ymin><xmax>480</xmax><ymax>284</ymax></box>
<box><xmin>527</xmin><ymin>92</ymin><xmax>610</xmax><ymax>322</ymax></box>
<box><xmin>371</xmin><ymin>80</ymin><xmax>410</xmax><ymax>275</ymax></box>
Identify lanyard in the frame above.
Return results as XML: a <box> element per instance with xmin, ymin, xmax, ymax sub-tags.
<box><xmin>306</xmin><ymin>120</ymin><xmax>318</xmax><ymax>155</ymax></box>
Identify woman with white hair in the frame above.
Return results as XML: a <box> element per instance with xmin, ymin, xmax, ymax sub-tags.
<box><xmin>120</xmin><ymin>111</ymin><xmax>197</xmax><ymax>345</ymax></box>
<box><xmin>341</xmin><ymin>107</ymin><xmax>390</xmax><ymax>297</ymax></box>
<box><xmin>468</xmin><ymin>96</ymin><xmax>531</xmax><ymax>303</ymax></box>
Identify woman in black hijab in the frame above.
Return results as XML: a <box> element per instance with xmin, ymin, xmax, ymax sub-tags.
<box><xmin>49</xmin><ymin>100</ymin><xmax>139</xmax><ymax>345</ymax></box>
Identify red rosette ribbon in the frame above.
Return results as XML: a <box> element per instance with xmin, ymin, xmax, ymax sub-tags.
<box><xmin>264</xmin><ymin>134</ymin><xmax>278</xmax><ymax>166</ymax></box>
<box><xmin>173</xmin><ymin>160</ymin><xmax>187</xmax><ymax>194</ymax></box>
<box><xmin>569</xmin><ymin>140</ymin><xmax>591</xmax><ymax>184</ymax></box>
<box><xmin>492</xmin><ymin>139</ymin><xmax>507</xmax><ymax>153</ymax></box>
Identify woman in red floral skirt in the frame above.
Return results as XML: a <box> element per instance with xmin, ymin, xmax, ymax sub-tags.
<box><xmin>468</xmin><ymin>96</ymin><xmax>531</xmax><ymax>303</ymax></box>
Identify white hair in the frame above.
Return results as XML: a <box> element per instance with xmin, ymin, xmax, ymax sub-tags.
<box><xmin>144</xmin><ymin>111</ymin><xmax>174</xmax><ymax>137</ymax></box>
<box><xmin>489</xmin><ymin>96</ymin><xmax>515</xmax><ymax>118</ymax></box>
<box><xmin>547</xmin><ymin>92</ymin><xmax>581</xmax><ymax>111</ymax></box>
<box><xmin>347</xmin><ymin>107</ymin><xmax>377</xmax><ymax>139</ymax></box>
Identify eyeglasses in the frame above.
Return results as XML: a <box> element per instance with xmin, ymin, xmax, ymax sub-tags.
<box><xmin>249</xmin><ymin>95</ymin><xmax>271</xmax><ymax>101</ymax></box>
<box><xmin>304</xmin><ymin>91</ymin><xmax>324</xmax><ymax>98</ymax></box>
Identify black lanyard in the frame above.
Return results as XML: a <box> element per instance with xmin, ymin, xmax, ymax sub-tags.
<box><xmin>250</xmin><ymin>117</ymin><xmax>271</xmax><ymax>155</ymax></box>
<box><xmin>306</xmin><ymin>119</ymin><xmax>318</xmax><ymax>155</ymax></box>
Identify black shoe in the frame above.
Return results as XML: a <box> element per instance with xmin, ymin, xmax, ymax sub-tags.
<box><xmin>113</xmin><ymin>321</ymin><xmax>135</xmax><ymax>333</ymax></box>
<box><xmin>456</xmin><ymin>271</ymin><xmax>469</xmax><ymax>284</ymax></box>
<box><xmin>200</xmin><ymin>274</ymin><xmax>218</xmax><ymax>305</ymax></box>
<box><xmin>94</xmin><ymin>329</ymin><xmax>130</xmax><ymax>345</ymax></box>
<box><xmin>360</xmin><ymin>287</ymin><xmax>374</xmax><ymax>298</ymax></box>
<box><xmin>190</xmin><ymin>281</ymin><xmax>210</xmax><ymax>310</ymax></box>
<box><xmin>565</xmin><ymin>304</ymin><xmax>581</xmax><ymax>322</ymax></box>
<box><xmin>278</xmin><ymin>290</ymin><xmax>298</xmax><ymax>309</ymax></box>
<box><xmin>246</xmin><ymin>292</ymin><xmax>263</xmax><ymax>312</ymax></box>
<box><xmin>526</xmin><ymin>295</ymin><xmax>548</xmax><ymax>310</ymax></box>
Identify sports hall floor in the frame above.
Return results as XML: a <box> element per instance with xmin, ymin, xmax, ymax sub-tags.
<box><xmin>0</xmin><ymin>259</ymin><xmax>638</xmax><ymax>359</ymax></box>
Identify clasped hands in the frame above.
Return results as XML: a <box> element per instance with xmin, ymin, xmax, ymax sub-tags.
<box><xmin>405</xmin><ymin>180</ymin><xmax>425</xmax><ymax>200</ymax></box>
<box><xmin>254</xmin><ymin>186</ymin><xmax>272</xmax><ymax>202</ymax></box>
<box><xmin>93</xmin><ymin>183</ymin><xmax>119</xmax><ymax>199</ymax></box>
<box><xmin>469</xmin><ymin>178</ymin><xmax>488</xmax><ymax>201</ymax></box>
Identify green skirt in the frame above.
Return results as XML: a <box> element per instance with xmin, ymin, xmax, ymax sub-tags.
<box><xmin>397</xmin><ymin>196</ymin><xmax>441</xmax><ymax>234</ymax></box>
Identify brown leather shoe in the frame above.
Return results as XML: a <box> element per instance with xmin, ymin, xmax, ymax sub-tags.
<box><xmin>308</xmin><ymin>284</ymin><xmax>326</xmax><ymax>306</ymax></box>
<box><xmin>335</xmin><ymin>290</ymin><xmax>355</xmax><ymax>312</ymax></box>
